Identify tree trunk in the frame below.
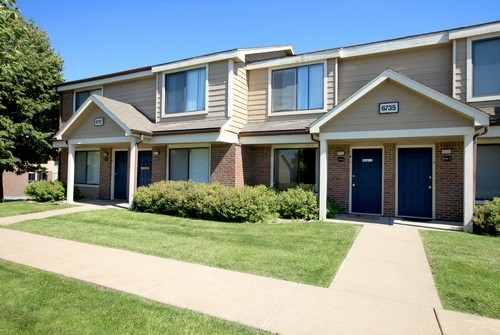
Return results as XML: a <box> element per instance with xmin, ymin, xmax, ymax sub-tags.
<box><xmin>0</xmin><ymin>168</ymin><xmax>4</xmax><ymax>203</ymax></box>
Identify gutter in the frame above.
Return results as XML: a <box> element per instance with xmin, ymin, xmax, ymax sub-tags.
<box><xmin>239</xmin><ymin>128</ymin><xmax>309</xmax><ymax>137</ymax></box>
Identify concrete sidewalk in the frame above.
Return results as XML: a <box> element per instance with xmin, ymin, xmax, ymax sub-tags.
<box><xmin>0</xmin><ymin>207</ymin><xmax>499</xmax><ymax>334</ymax></box>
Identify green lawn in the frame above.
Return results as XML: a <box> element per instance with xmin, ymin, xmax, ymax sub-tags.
<box><xmin>0</xmin><ymin>201</ymin><xmax>73</xmax><ymax>218</ymax></box>
<box><xmin>420</xmin><ymin>230</ymin><xmax>500</xmax><ymax>319</ymax></box>
<box><xmin>0</xmin><ymin>260</ymin><xmax>269</xmax><ymax>334</ymax></box>
<box><xmin>5</xmin><ymin>209</ymin><xmax>360</xmax><ymax>287</ymax></box>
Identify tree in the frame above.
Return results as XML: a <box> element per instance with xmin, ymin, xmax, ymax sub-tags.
<box><xmin>0</xmin><ymin>0</ymin><xmax>64</xmax><ymax>201</ymax></box>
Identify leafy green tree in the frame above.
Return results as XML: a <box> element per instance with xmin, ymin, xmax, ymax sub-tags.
<box><xmin>0</xmin><ymin>0</ymin><xmax>64</xmax><ymax>201</ymax></box>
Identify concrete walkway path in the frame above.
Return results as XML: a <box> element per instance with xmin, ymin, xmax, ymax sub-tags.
<box><xmin>0</xmin><ymin>205</ymin><xmax>499</xmax><ymax>334</ymax></box>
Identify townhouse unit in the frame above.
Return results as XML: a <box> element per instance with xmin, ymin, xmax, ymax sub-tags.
<box><xmin>53</xmin><ymin>21</ymin><xmax>500</xmax><ymax>232</ymax></box>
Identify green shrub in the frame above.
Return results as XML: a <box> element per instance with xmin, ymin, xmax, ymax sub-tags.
<box><xmin>134</xmin><ymin>181</ymin><xmax>280</xmax><ymax>223</ymax></box>
<box><xmin>327</xmin><ymin>198</ymin><xmax>342</xmax><ymax>218</ymax></box>
<box><xmin>278</xmin><ymin>187</ymin><xmax>318</xmax><ymax>220</ymax></box>
<box><xmin>24</xmin><ymin>181</ymin><xmax>65</xmax><ymax>202</ymax></box>
<box><xmin>61</xmin><ymin>181</ymin><xmax>84</xmax><ymax>200</ymax></box>
<box><xmin>473</xmin><ymin>198</ymin><xmax>500</xmax><ymax>236</ymax></box>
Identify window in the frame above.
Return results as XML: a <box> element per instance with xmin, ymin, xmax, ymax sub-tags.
<box><xmin>165</xmin><ymin>67</ymin><xmax>206</xmax><ymax>114</ymax></box>
<box><xmin>75</xmin><ymin>88</ymin><xmax>102</xmax><ymax>111</ymax></box>
<box><xmin>75</xmin><ymin>151</ymin><xmax>100</xmax><ymax>185</ymax></box>
<box><xmin>271</xmin><ymin>64</ymin><xmax>323</xmax><ymax>112</ymax></box>
<box><xmin>274</xmin><ymin>148</ymin><xmax>317</xmax><ymax>191</ymax></box>
<box><xmin>472</xmin><ymin>37</ymin><xmax>500</xmax><ymax>98</ymax></box>
<box><xmin>476</xmin><ymin>144</ymin><xmax>500</xmax><ymax>200</ymax></box>
<box><xmin>28</xmin><ymin>172</ymin><xmax>36</xmax><ymax>184</ymax></box>
<box><xmin>169</xmin><ymin>148</ymin><xmax>209</xmax><ymax>183</ymax></box>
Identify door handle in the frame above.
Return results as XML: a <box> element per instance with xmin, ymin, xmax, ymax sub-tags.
<box><xmin>428</xmin><ymin>186</ymin><xmax>432</xmax><ymax>189</ymax></box>
<box><xmin>353</xmin><ymin>184</ymin><xmax>355</xmax><ymax>187</ymax></box>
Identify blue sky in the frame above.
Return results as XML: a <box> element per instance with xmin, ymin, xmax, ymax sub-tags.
<box><xmin>17</xmin><ymin>0</ymin><xmax>500</xmax><ymax>82</ymax></box>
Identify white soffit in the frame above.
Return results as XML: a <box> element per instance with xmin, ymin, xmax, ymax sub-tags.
<box><xmin>449</xmin><ymin>22</ymin><xmax>500</xmax><ymax>39</ymax></box>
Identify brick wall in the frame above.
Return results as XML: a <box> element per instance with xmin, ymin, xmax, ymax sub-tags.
<box><xmin>59</xmin><ymin>148</ymin><xmax>68</xmax><ymax>182</ymax></box>
<box><xmin>383</xmin><ymin>143</ymin><xmax>396</xmax><ymax>216</ymax></box>
<box><xmin>2</xmin><ymin>171</ymin><xmax>28</xmax><ymax>196</ymax></box>
<box><xmin>210</xmin><ymin>143</ymin><xmax>244</xmax><ymax>187</ymax></box>
<box><xmin>152</xmin><ymin>146</ymin><xmax>166</xmax><ymax>183</ymax></box>
<box><xmin>250</xmin><ymin>146</ymin><xmax>271</xmax><ymax>187</ymax></box>
<box><xmin>60</xmin><ymin>92</ymin><xmax>73</xmax><ymax>126</ymax></box>
<box><xmin>99</xmin><ymin>148</ymin><xmax>112</xmax><ymax>200</ymax></box>
<box><xmin>435</xmin><ymin>141</ymin><xmax>464</xmax><ymax>222</ymax></box>
<box><xmin>327</xmin><ymin>144</ymin><xmax>350</xmax><ymax>213</ymax></box>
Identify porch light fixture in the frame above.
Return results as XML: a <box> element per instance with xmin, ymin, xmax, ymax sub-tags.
<box><xmin>337</xmin><ymin>151</ymin><xmax>345</xmax><ymax>156</ymax></box>
<box><xmin>441</xmin><ymin>148</ymin><xmax>452</xmax><ymax>154</ymax></box>
<box><xmin>102</xmin><ymin>152</ymin><xmax>109</xmax><ymax>161</ymax></box>
<box><xmin>153</xmin><ymin>151</ymin><xmax>160</xmax><ymax>156</ymax></box>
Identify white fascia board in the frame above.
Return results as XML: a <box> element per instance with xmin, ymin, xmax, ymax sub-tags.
<box><xmin>239</xmin><ymin>134</ymin><xmax>314</xmax><ymax>145</ymax></box>
<box><xmin>339</xmin><ymin>32</ymin><xmax>449</xmax><ymax>58</ymax></box>
<box><xmin>449</xmin><ymin>22</ymin><xmax>500</xmax><ymax>39</ymax></box>
<box><xmin>152</xmin><ymin>51</ymin><xmax>242</xmax><ymax>73</ymax></box>
<box><xmin>217</xmin><ymin>132</ymin><xmax>240</xmax><ymax>144</ymax></box>
<box><xmin>148</xmin><ymin>132</ymin><xmax>221</xmax><ymax>144</ymax></box>
<box><xmin>56</xmin><ymin>98</ymin><xmax>94</xmax><ymax>139</ymax></box>
<box><xmin>52</xmin><ymin>140</ymin><xmax>68</xmax><ymax>148</ymax></box>
<box><xmin>319</xmin><ymin>127</ymin><xmax>474</xmax><ymax>141</ymax></box>
<box><xmin>246</xmin><ymin>51</ymin><xmax>339</xmax><ymax>70</ymax></box>
<box><xmin>56</xmin><ymin>70</ymin><xmax>152</xmax><ymax>92</ymax></box>
<box><xmin>236</xmin><ymin>45</ymin><xmax>295</xmax><ymax>62</ymax></box>
<box><xmin>480</xmin><ymin>126</ymin><xmax>500</xmax><ymax>139</ymax></box>
<box><xmin>68</xmin><ymin>136</ymin><xmax>132</xmax><ymax>145</ymax></box>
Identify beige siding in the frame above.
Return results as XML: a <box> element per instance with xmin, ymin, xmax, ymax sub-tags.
<box><xmin>64</xmin><ymin>105</ymin><xmax>124</xmax><ymax>139</ymax></box>
<box><xmin>321</xmin><ymin>80</ymin><xmax>472</xmax><ymax>133</ymax></box>
<box><xmin>338</xmin><ymin>44</ymin><xmax>453</xmax><ymax>102</ymax></box>
<box><xmin>207</xmin><ymin>60</ymin><xmax>228</xmax><ymax>117</ymax></box>
<box><xmin>326</xmin><ymin>59</ymin><xmax>336</xmax><ymax>110</ymax></box>
<box><xmin>104</xmin><ymin>77</ymin><xmax>156</xmax><ymax>122</ymax></box>
<box><xmin>247</xmin><ymin>68</ymin><xmax>268</xmax><ymax>122</ymax></box>
<box><xmin>156</xmin><ymin>73</ymin><xmax>162</xmax><ymax>123</ymax></box>
<box><xmin>454</xmin><ymin>39</ymin><xmax>467</xmax><ymax>101</ymax></box>
<box><xmin>225</xmin><ymin>61</ymin><xmax>248</xmax><ymax>135</ymax></box>
<box><xmin>246</xmin><ymin>51</ymin><xmax>290</xmax><ymax>63</ymax></box>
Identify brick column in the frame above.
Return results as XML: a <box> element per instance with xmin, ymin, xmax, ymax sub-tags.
<box><xmin>99</xmin><ymin>148</ymin><xmax>112</xmax><ymax>200</ymax></box>
<box><xmin>383</xmin><ymin>143</ymin><xmax>396</xmax><ymax>217</ymax></box>
<box><xmin>152</xmin><ymin>146</ymin><xmax>166</xmax><ymax>183</ymax></box>
<box><xmin>328</xmin><ymin>144</ymin><xmax>350</xmax><ymax>213</ymax></box>
<box><xmin>210</xmin><ymin>143</ymin><xmax>244</xmax><ymax>187</ymax></box>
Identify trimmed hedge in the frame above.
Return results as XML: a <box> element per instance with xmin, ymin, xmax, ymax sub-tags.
<box><xmin>134</xmin><ymin>181</ymin><xmax>319</xmax><ymax>223</ymax></box>
<box><xmin>24</xmin><ymin>181</ymin><xmax>65</xmax><ymax>202</ymax></box>
<box><xmin>473</xmin><ymin>198</ymin><xmax>500</xmax><ymax>236</ymax></box>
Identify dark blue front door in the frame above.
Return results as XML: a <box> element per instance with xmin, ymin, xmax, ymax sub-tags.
<box><xmin>398</xmin><ymin>148</ymin><xmax>432</xmax><ymax>218</ymax></box>
<box><xmin>137</xmin><ymin>151</ymin><xmax>152</xmax><ymax>187</ymax></box>
<box><xmin>352</xmin><ymin>149</ymin><xmax>382</xmax><ymax>214</ymax></box>
<box><xmin>114</xmin><ymin>151</ymin><xmax>127</xmax><ymax>200</ymax></box>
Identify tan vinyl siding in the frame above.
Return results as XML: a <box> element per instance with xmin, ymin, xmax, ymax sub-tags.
<box><xmin>268</xmin><ymin>113</ymin><xmax>325</xmax><ymax>122</ymax></box>
<box><xmin>64</xmin><ymin>105</ymin><xmax>124</xmax><ymax>139</ymax></box>
<box><xmin>225</xmin><ymin>61</ymin><xmax>248</xmax><ymax>135</ymax></box>
<box><xmin>338</xmin><ymin>44</ymin><xmax>452</xmax><ymax>102</ymax></box>
<box><xmin>207</xmin><ymin>60</ymin><xmax>228</xmax><ymax>117</ymax></box>
<box><xmin>321</xmin><ymin>80</ymin><xmax>471</xmax><ymax>133</ymax></box>
<box><xmin>104</xmin><ymin>77</ymin><xmax>156</xmax><ymax>122</ymax></box>
<box><xmin>247</xmin><ymin>68</ymin><xmax>268</xmax><ymax>122</ymax></box>
<box><xmin>156</xmin><ymin>73</ymin><xmax>162</xmax><ymax>123</ymax></box>
<box><xmin>454</xmin><ymin>39</ymin><xmax>467</xmax><ymax>101</ymax></box>
<box><xmin>246</xmin><ymin>51</ymin><xmax>290</xmax><ymax>63</ymax></box>
<box><xmin>326</xmin><ymin>59</ymin><xmax>336</xmax><ymax>110</ymax></box>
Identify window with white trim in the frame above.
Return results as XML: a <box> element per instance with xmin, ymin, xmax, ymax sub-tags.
<box><xmin>271</xmin><ymin>64</ymin><xmax>323</xmax><ymax>112</ymax></box>
<box><xmin>165</xmin><ymin>67</ymin><xmax>206</xmax><ymax>114</ymax></box>
<box><xmin>274</xmin><ymin>148</ymin><xmax>317</xmax><ymax>191</ymax></box>
<box><xmin>75</xmin><ymin>88</ymin><xmax>102</xmax><ymax>111</ymax></box>
<box><xmin>75</xmin><ymin>151</ymin><xmax>100</xmax><ymax>185</ymax></box>
<box><xmin>169</xmin><ymin>148</ymin><xmax>209</xmax><ymax>183</ymax></box>
<box><xmin>472</xmin><ymin>37</ymin><xmax>500</xmax><ymax>98</ymax></box>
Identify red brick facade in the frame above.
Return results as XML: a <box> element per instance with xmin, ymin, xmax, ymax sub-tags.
<box><xmin>383</xmin><ymin>143</ymin><xmax>396</xmax><ymax>217</ymax></box>
<box><xmin>99</xmin><ymin>148</ymin><xmax>112</xmax><ymax>200</ymax></box>
<box><xmin>327</xmin><ymin>144</ymin><xmax>350</xmax><ymax>213</ymax></box>
<box><xmin>2</xmin><ymin>171</ymin><xmax>28</xmax><ymax>196</ymax></box>
<box><xmin>152</xmin><ymin>146</ymin><xmax>166</xmax><ymax>183</ymax></box>
<box><xmin>210</xmin><ymin>143</ymin><xmax>245</xmax><ymax>187</ymax></box>
<box><xmin>60</xmin><ymin>92</ymin><xmax>73</xmax><ymax>126</ymax></box>
<box><xmin>435</xmin><ymin>141</ymin><xmax>464</xmax><ymax>222</ymax></box>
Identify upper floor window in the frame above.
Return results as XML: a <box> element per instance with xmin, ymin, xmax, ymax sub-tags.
<box><xmin>271</xmin><ymin>64</ymin><xmax>323</xmax><ymax>113</ymax></box>
<box><xmin>472</xmin><ymin>37</ymin><xmax>500</xmax><ymax>98</ymax></box>
<box><xmin>165</xmin><ymin>67</ymin><xmax>206</xmax><ymax>115</ymax></box>
<box><xmin>75</xmin><ymin>88</ymin><xmax>102</xmax><ymax>112</ymax></box>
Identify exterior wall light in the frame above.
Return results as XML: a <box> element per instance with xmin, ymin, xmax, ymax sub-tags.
<box><xmin>102</xmin><ymin>152</ymin><xmax>109</xmax><ymax>161</ymax></box>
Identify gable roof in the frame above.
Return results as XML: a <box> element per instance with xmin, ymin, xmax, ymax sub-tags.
<box><xmin>309</xmin><ymin>69</ymin><xmax>490</xmax><ymax>133</ymax></box>
<box><xmin>55</xmin><ymin>95</ymin><xmax>154</xmax><ymax>139</ymax></box>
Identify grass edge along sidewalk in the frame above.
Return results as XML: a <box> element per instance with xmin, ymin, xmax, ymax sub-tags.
<box><xmin>4</xmin><ymin>209</ymin><xmax>361</xmax><ymax>287</ymax></box>
<box><xmin>0</xmin><ymin>201</ymin><xmax>73</xmax><ymax>218</ymax></box>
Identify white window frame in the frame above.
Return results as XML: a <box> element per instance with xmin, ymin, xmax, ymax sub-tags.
<box><xmin>161</xmin><ymin>64</ymin><xmax>209</xmax><ymax>118</ymax></box>
<box><xmin>74</xmin><ymin>150</ymin><xmax>100</xmax><ymax>186</ymax></box>
<box><xmin>166</xmin><ymin>144</ymin><xmax>211</xmax><ymax>183</ymax></box>
<box><xmin>73</xmin><ymin>86</ymin><xmax>103</xmax><ymax>112</ymax></box>
<box><xmin>466</xmin><ymin>33</ymin><xmax>500</xmax><ymax>102</ymax></box>
<box><xmin>268</xmin><ymin>61</ymin><xmax>327</xmax><ymax>116</ymax></box>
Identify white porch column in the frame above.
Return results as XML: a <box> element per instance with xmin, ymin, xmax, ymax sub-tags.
<box><xmin>463</xmin><ymin>134</ymin><xmax>474</xmax><ymax>233</ymax></box>
<box><xmin>67</xmin><ymin>144</ymin><xmax>75</xmax><ymax>204</ymax></box>
<box><xmin>319</xmin><ymin>138</ymin><xmax>328</xmax><ymax>221</ymax></box>
<box><xmin>128</xmin><ymin>140</ymin><xmax>138</xmax><ymax>208</ymax></box>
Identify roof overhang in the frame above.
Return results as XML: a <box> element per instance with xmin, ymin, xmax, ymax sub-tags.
<box><xmin>310</xmin><ymin>69</ymin><xmax>490</xmax><ymax>134</ymax></box>
<box><xmin>449</xmin><ymin>21</ymin><xmax>500</xmax><ymax>39</ymax></box>
<box><xmin>56</xmin><ymin>70</ymin><xmax>153</xmax><ymax>92</ymax></box>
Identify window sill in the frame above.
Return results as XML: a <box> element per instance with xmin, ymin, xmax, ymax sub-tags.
<box><xmin>268</xmin><ymin>108</ymin><xmax>326</xmax><ymax>117</ymax></box>
<box><xmin>75</xmin><ymin>184</ymin><xmax>99</xmax><ymax>188</ymax></box>
<box><xmin>467</xmin><ymin>94</ymin><xmax>500</xmax><ymax>103</ymax></box>
<box><xmin>162</xmin><ymin>110</ymin><xmax>207</xmax><ymax>118</ymax></box>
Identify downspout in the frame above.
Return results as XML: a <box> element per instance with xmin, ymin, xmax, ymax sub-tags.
<box><xmin>472</xmin><ymin>126</ymin><xmax>489</xmax><ymax>202</ymax></box>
